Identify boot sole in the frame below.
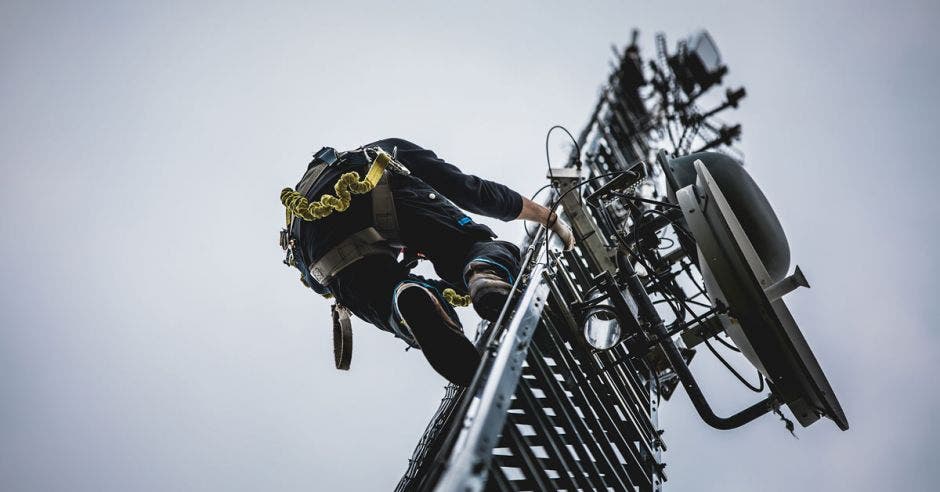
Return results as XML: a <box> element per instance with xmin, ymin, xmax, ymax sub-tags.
<box><xmin>398</xmin><ymin>287</ymin><xmax>481</xmax><ymax>386</ymax></box>
<box><xmin>472</xmin><ymin>288</ymin><xmax>510</xmax><ymax>322</ymax></box>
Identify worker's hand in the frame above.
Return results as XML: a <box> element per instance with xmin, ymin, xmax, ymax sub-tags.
<box><xmin>547</xmin><ymin>212</ymin><xmax>575</xmax><ymax>251</ymax></box>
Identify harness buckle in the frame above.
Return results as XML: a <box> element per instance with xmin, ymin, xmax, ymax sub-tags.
<box><xmin>282</xmin><ymin>234</ymin><xmax>297</xmax><ymax>267</ymax></box>
<box><xmin>311</xmin><ymin>146</ymin><xmax>340</xmax><ymax>168</ymax></box>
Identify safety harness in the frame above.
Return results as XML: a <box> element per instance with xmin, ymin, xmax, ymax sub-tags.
<box><xmin>280</xmin><ymin>146</ymin><xmax>406</xmax><ymax>284</ymax></box>
<box><xmin>278</xmin><ymin>145</ymin><xmax>471</xmax><ymax>370</ymax></box>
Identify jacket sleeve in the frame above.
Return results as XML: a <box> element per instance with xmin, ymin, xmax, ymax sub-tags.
<box><xmin>378</xmin><ymin>138</ymin><xmax>524</xmax><ymax>222</ymax></box>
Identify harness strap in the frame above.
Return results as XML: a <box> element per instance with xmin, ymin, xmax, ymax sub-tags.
<box><xmin>308</xmin><ymin>227</ymin><xmax>397</xmax><ymax>285</ymax></box>
<box><xmin>371</xmin><ymin>172</ymin><xmax>401</xmax><ymax>246</ymax></box>
<box><xmin>296</xmin><ymin>161</ymin><xmax>330</xmax><ymax>196</ymax></box>
<box><xmin>332</xmin><ymin>304</ymin><xmax>353</xmax><ymax>370</ymax></box>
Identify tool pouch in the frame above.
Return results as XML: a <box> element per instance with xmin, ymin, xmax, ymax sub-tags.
<box><xmin>332</xmin><ymin>303</ymin><xmax>353</xmax><ymax>370</ymax></box>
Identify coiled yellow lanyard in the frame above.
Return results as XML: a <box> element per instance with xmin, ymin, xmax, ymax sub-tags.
<box><xmin>280</xmin><ymin>150</ymin><xmax>391</xmax><ymax>226</ymax></box>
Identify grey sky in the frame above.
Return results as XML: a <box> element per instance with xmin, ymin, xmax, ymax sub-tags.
<box><xmin>1</xmin><ymin>0</ymin><xmax>937</xmax><ymax>491</ymax></box>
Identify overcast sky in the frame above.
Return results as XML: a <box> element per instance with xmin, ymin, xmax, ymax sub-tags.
<box><xmin>2</xmin><ymin>0</ymin><xmax>938</xmax><ymax>491</ymax></box>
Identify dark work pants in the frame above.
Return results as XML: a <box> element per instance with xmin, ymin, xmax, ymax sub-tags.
<box><xmin>328</xmin><ymin>172</ymin><xmax>522</xmax><ymax>346</ymax></box>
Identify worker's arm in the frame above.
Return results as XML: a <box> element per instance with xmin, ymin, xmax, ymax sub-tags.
<box><xmin>515</xmin><ymin>196</ymin><xmax>553</xmax><ymax>224</ymax></box>
<box><xmin>378</xmin><ymin>139</ymin><xmax>524</xmax><ymax>221</ymax></box>
<box><xmin>516</xmin><ymin>197</ymin><xmax>576</xmax><ymax>250</ymax></box>
<box><xmin>374</xmin><ymin>139</ymin><xmax>575</xmax><ymax>249</ymax></box>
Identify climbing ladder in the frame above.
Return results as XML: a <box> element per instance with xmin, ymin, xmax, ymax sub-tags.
<box><xmin>397</xmin><ymin>239</ymin><xmax>665</xmax><ymax>491</ymax></box>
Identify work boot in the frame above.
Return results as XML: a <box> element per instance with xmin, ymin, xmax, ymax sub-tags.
<box><xmin>464</xmin><ymin>261</ymin><xmax>513</xmax><ymax>322</ymax></box>
<box><xmin>395</xmin><ymin>284</ymin><xmax>481</xmax><ymax>386</ymax></box>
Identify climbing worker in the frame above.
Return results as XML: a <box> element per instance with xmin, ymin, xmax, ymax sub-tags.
<box><xmin>279</xmin><ymin>138</ymin><xmax>574</xmax><ymax>386</ymax></box>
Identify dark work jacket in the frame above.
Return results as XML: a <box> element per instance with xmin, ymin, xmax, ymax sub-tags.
<box><xmin>293</xmin><ymin>138</ymin><xmax>523</xmax><ymax>293</ymax></box>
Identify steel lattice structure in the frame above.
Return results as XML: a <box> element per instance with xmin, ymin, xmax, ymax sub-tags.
<box><xmin>396</xmin><ymin>28</ymin><xmax>846</xmax><ymax>492</ymax></box>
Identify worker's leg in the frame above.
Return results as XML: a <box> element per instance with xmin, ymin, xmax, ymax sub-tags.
<box><xmin>391</xmin><ymin>174</ymin><xmax>522</xmax><ymax>320</ymax></box>
<box><xmin>392</xmin><ymin>281</ymin><xmax>481</xmax><ymax>386</ymax></box>
<box><xmin>461</xmin><ymin>240</ymin><xmax>522</xmax><ymax>321</ymax></box>
<box><xmin>329</xmin><ymin>255</ymin><xmax>480</xmax><ymax>386</ymax></box>
<box><xmin>328</xmin><ymin>255</ymin><xmax>414</xmax><ymax>344</ymax></box>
